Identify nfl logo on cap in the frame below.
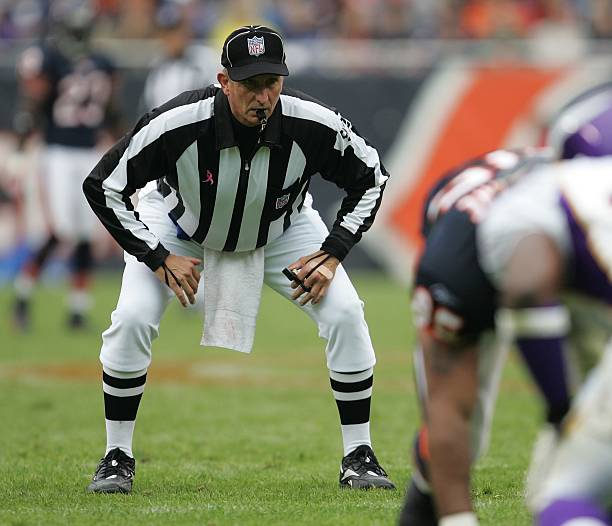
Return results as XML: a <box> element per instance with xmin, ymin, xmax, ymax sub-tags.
<box><xmin>247</xmin><ymin>36</ymin><xmax>265</xmax><ymax>56</ymax></box>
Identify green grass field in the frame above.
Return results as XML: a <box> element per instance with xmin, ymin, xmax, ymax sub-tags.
<box><xmin>1</xmin><ymin>272</ymin><xmax>540</xmax><ymax>525</ymax></box>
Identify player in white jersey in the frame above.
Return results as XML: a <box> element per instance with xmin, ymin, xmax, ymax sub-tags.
<box><xmin>496</xmin><ymin>162</ymin><xmax>612</xmax><ymax>526</ymax></box>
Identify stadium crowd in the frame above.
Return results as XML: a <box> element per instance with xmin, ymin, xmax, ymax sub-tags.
<box><xmin>1</xmin><ymin>0</ymin><xmax>612</xmax><ymax>45</ymax></box>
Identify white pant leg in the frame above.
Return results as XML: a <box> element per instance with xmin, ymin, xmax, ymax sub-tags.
<box><xmin>44</xmin><ymin>145</ymin><xmax>100</xmax><ymax>241</ymax></box>
<box><xmin>534</xmin><ymin>339</ymin><xmax>612</xmax><ymax>512</ymax></box>
<box><xmin>100</xmin><ymin>190</ymin><xmax>204</xmax><ymax>373</ymax></box>
<box><xmin>264</xmin><ymin>205</ymin><xmax>376</xmax><ymax>372</ymax></box>
<box><xmin>471</xmin><ymin>331</ymin><xmax>509</xmax><ymax>460</ymax></box>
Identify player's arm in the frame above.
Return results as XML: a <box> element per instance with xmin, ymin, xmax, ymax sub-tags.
<box><xmin>498</xmin><ymin>233</ymin><xmax>570</xmax><ymax>424</ymax></box>
<box><xmin>420</xmin><ymin>330</ymin><xmax>479</xmax><ymax>521</ymax></box>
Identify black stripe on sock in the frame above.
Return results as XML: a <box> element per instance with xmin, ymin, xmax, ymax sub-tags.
<box><xmin>335</xmin><ymin>398</ymin><xmax>371</xmax><ymax>425</ymax></box>
<box><xmin>103</xmin><ymin>372</ymin><xmax>147</xmax><ymax>389</ymax></box>
<box><xmin>104</xmin><ymin>392</ymin><xmax>143</xmax><ymax>421</ymax></box>
<box><xmin>330</xmin><ymin>375</ymin><xmax>373</xmax><ymax>393</ymax></box>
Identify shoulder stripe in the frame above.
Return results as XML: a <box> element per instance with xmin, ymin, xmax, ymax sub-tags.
<box><xmin>280</xmin><ymin>94</ymin><xmax>340</xmax><ymax>131</ymax></box>
<box><xmin>102</xmin><ymin>98</ymin><xmax>214</xmax><ymax>249</ymax></box>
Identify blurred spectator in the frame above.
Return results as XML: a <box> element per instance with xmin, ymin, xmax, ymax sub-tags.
<box><xmin>141</xmin><ymin>1</ymin><xmax>217</xmax><ymax>111</ymax></box>
<box><xmin>590</xmin><ymin>0</ymin><xmax>612</xmax><ymax>38</ymax></box>
<box><xmin>264</xmin><ymin>0</ymin><xmax>323</xmax><ymax>38</ymax></box>
<box><xmin>459</xmin><ymin>0</ymin><xmax>537</xmax><ymax>39</ymax></box>
<box><xmin>0</xmin><ymin>0</ymin><xmax>608</xmax><ymax>43</ymax></box>
<box><xmin>115</xmin><ymin>0</ymin><xmax>156</xmax><ymax>38</ymax></box>
<box><xmin>527</xmin><ymin>0</ymin><xmax>588</xmax><ymax>64</ymax></box>
<box><xmin>207</xmin><ymin>0</ymin><xmax>269</xmax><ymax>50</ymax></box>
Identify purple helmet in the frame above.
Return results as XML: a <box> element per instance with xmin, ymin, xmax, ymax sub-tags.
<box><xmin>546</xmin><ymin>83</ymin><xmax>612</xmax><ymax>159</ymax></box>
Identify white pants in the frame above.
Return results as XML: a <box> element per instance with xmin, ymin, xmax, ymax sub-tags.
<box><xmin>533</xmin><ymin>338</ymin><xmax>612</xmax><ymax>512</ymax></box>
<box><xmin>43</xmin><ymin>145</ymin><xmax>101</xmax><ymax>241</ymax></box>
<box><xmin>100</xmin><ymin>190</ymin><xmax>376</xmax><ymax>373</ymax></box>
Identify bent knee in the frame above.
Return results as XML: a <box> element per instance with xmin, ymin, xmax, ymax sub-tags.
<box><xmin>322</xmin><ymin>297</ymin><xmax>365</xmax><ymax>327</ymax></box>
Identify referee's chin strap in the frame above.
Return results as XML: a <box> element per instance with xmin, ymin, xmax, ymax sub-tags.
<box><xmin>161</xmin><ymin>262</ymin><xmax>181</xmax><ymax>288</ymax></box>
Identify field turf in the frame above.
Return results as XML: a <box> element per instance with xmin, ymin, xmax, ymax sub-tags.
<box><xmin>1</xmin><ymin>272</ymin><xmax>540</xmax><ymax>525</ymax></box>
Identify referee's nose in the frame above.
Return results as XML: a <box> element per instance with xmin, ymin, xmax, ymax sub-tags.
<box><xmin>254</xmin><ymin>87</ymin><xmax>272</xmax><ymax>107</ymax></box>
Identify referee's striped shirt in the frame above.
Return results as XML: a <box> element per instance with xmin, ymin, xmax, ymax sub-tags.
<box><xmin>83</xmin><ymin>85</ymin><xmax>389</xmax><ymax>271</ymax></box>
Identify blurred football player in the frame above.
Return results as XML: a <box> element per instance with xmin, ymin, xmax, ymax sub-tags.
<box><xmin>522</xmin><ymin>82</ymin><xmax>612</xmax><ymax>510</ymax></box>
<box><xmin>399</xmin><ymin>83</ymin><xmax>612</xmax><ymax>526</ymax></box>
<box><xmin>11</xmin><ymin>0</ymin><xmax>122</xmax><ymax>330</ymax></box>
<box><xmin>533</xmin><ymin>342</ymin><xmax>612</xmax><ymax>525</ymax></box>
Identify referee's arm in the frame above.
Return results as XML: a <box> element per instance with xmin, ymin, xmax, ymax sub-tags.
<box><xmin>83</xmin><ymin>111</ymin><xmax>171</xmax><ymax>272</ymax></box>
<box><xmin>318</xmin><ymin>112</ymin><xmax>389</xmax><ymax>261</ymax></box>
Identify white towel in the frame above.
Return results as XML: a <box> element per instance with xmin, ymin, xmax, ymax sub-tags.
<box><xmin>201</xmin><ymin>247</ymin><xmax>264</xmax><ymax>354</ymax></box>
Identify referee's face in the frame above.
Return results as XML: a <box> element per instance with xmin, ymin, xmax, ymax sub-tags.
<box><xmin>218</xmin><ymin>71</ymin><xmax>283</xmax><ymax>127</ymax></box>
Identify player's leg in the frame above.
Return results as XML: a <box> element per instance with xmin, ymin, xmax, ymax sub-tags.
<box><xmin>533</xmin><ymin>341</ymin><xmax>612</xmax><ymax>525</ymax></box>
<box><xmin>12</xmin><ymin>233</ymin><xmax>58</xmax><ymax>330</ymax></box>
<box><xmin>66</xmin><ymin>147</ymin><xmax>103</xmax><ymax>328</ymax></box>
<box><xmin>87</xmin><ymin>189</ymin><xmax>202</xmax><ymax>493</ymax></box>
<box><xmin>264</xmin><ymin>203</ymin><xmax>394</xmax><ymax>489</ymax></box>
<box><xmin>67</xmin><ymin>239</ymin><xmax>93</xmax><ymax>328</ymax></box>
<box><xmin>12</xmin><ymin>144</ymin><xmax>65</xmax><ymax>329</ymax></box>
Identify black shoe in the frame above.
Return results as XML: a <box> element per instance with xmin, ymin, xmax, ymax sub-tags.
<box><xmin>67</xmin><ymin>312</ymin><xmax>87</xmax><ymax>330</ymax></box>
<box><xmin>13</xmin><ymin>298</ymin><xmax>30</xmax><ymax>331</ymax></box>
<box><xmin>339</xmin><ymin>445</ymin><xmax>395</xmax><ymax>489</ymax></box>
<box><xmin>87</xmin><ymin>448</ymin><xmax>135</xmax><ymax>494</ymax></box>
<box><xmin>398</xmin><ymin>479</ymin><xmax>437</xmax><ymax>526</ymax></box>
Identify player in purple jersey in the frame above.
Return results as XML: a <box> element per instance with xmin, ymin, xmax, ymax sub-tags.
<box><xmin>520</xmin><ymin>161</ymin><xmax>612</xmax><ymax>526</ymax></box>
<box><xmin>11</xmin><ymin>1</ymin><xmax>122</xmax><ymax>330</ymax></box>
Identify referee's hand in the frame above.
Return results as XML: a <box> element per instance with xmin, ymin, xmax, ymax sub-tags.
<box><xmin>287</xmin><ymin>250</ymin><xmax>339</xmax><ymax>306</ymax></box>
<box><xmin>154</xmin><ymin>254</ymin><xmax>201</xmax><ymax>307</ymax></box>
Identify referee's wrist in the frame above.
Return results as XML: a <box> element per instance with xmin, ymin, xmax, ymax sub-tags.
<box><xmin>439</xmin><ymin>512</ymin><xmax>479</xmax><ymax>526</ymax></box>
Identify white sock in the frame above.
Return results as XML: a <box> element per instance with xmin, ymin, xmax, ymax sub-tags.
<box><xmin>341</xmin><ymin>422</ymin><xmax>372</xmax><ymax>456</ymax></box>
<box><xmin>105</xmin><ymin>419</ymin><xmax>135</xmax><ymax>458</ymax></box>
<box><xmin>69</xmin><ymin>290</ymin><xmax>91</xmax><ymax>313</ymax></box>
<box><xmin>14</xmin><ymin>274</ymin><xmax>35</xmax><ymax>299</ymax></box>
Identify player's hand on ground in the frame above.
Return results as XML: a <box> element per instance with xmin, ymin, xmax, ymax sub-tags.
<box><xmin>154</xmin><ymin>254</ymin><xmax>201</xmax><ymax>307</ymax></box>
<box><xmin>287</xmin><ymin>250</ymin><xmax>339</xmax><ymax>306</ymax></box>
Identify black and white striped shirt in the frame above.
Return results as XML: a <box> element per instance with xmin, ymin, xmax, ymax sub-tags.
<box><xmin>83</xmin><ymin>85</ymin><xmax>389</xmax><ymax>271</ymax></box>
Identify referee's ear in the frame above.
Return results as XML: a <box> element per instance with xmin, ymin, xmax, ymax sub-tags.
<box><xmin>218</xmin><ymin>69</ymin><xmax>230</xmax><ymax>94</ymax></box>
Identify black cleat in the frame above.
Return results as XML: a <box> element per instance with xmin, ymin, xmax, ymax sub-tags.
<box><xmin>13</xmin><ymin>298</ymin><xmax>30</xmax><ymax>331</ymax></box>
<box><xmin>67</xmin><ymin>312</ymin><xmax>88</xmax><ymax>330</ymax></box>
<box><xmin>87</xmin><ymin>448</ymin><xmax>135</xmax><ymax>494</ymax></box>
<box><xmin>398</xmin><ymin>478</ymin><xmax>437</xmax><ymax>526</ymax></box>
<box><xmin>339</xmin><ymin>445</ymin><xmax>395</xmax><ymax>489</ymax></box>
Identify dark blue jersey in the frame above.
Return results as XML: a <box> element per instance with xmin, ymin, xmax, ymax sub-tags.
<box><xmin>421</xmin><ymin>147</ymin><xmax>554</xmax><ymax>237</ymax></box>
<box><xmin>18</xmin><ymin>45</ymin><xmax>116</xmax><ymax>148</ymax></box>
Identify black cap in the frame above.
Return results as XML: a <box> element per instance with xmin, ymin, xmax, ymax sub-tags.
<box><xmin>221</xmin><ymin>25</ymin><xmax>289</xmax><ymax>81</ymax></box>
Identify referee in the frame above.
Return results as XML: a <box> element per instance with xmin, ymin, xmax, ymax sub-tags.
<box><xmin>83</xmin><ymin>25</ymin><xmax>394</xmax><ymax>494</ymax></box>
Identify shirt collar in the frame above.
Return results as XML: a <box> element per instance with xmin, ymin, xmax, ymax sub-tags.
<box><xmin>214</xmin><ymin>89</ymin><xmax>282</xmax><ymax>151</ymax></box>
